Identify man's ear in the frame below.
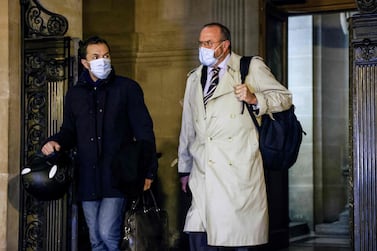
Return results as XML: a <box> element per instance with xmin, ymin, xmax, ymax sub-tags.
<box><xmin>81</xmin><ymin>58</ymin><xmax>90</xmax><ymax>70</ymax></box>
<box><xmin>223</xmin><ymin>40</ymin><xmax>230</xmax><ymax>50</ymax></box>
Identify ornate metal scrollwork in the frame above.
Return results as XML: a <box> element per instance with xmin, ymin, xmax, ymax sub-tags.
<box><xmin>20</xmin><ymin>1</ymin><xmax>73</xmax><ymax>251</ymax></box>
<box><xmin>23</xmin><ymin>195</ymin><xmax>45</xmax><ymax>250</ymax></box>
<box><xmin>24</xmin><ymin>51</ymin><xmax>67</xmax><ymax>158</ymax></box>
<box><xmin>21</xmin><ymin>39</ymin><xmax>71</xmax><ymax>249</ymax></box>
<box><xmin>356</xmin><ymin>0</ymin><xmax>377</xmax><ymax>14</ymax></box>
<box><xmin>24</xmin><ymin>53</ymin><xmax>47</xmax><ymax>157</ymax></box>
<box><xmin>22</xmin><ymin>0</ymin><xmax>68</xmax><ymax>38</ymax></box>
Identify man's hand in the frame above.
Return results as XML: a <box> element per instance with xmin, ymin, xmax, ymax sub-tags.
<box><xmin>144</xmin><ymin>178</ymin><xmax>153</xmax><ymax>191</ymax></box>
<box><xmin>234</xmin><ymin>84</ymin><xmax>257</xmax><ymax>105</ymax></box>
<box><xmin>180</xmin><ymin>175</ymin><xmax>189</xmax><ymax>193</ymax></box>
<box><xmin>41</xmin><ymin>141</ymin><xmax>61</xmax><ymax>155</ymax></box>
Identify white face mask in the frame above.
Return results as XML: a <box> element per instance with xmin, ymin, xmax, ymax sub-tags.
<box><xmin>89</xmin><ymin>58</ymin><xmax>112</xmax><ymax>79</ymax></box>
<box><xmin>199</xmin><ymin>47</ymin><xmax>218</xmax><ymax>67</ymax></box>
<box><xmin>198</xmin><ymin>42</ymin><xmax>224</xmax><ymax>67</ymax></box>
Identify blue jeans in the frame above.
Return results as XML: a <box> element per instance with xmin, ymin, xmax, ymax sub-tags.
<box><xmin>82</xmin><ymin>198</ymin><xmax>126</xmax><ymax>251</ymax></box>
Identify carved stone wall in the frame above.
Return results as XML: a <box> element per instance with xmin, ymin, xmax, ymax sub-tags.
<box><xmin>0</xmin><ymin>2</ymin><xmax>21</xmax><ymax>251</ymax></box>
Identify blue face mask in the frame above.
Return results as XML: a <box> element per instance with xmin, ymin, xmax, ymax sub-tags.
<box><xmin>89</xmin><ymin>58</ymin><xmax>112</xmax><ymax>79</ymax></box>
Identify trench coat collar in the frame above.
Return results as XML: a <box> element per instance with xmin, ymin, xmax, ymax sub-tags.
<box><xmin>210</xmin><ymin>52</ymin><xmax>241</xmax><ymax>100</ymax></box>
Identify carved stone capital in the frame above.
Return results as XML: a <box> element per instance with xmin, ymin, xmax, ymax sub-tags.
<box><xmin>354</xmin><ymin>39</ymin><xmax>377</xmax><ymax>62</ymax></box>
<box><xmin>356</xmin><ymin>0</ymin><xmax>377</xmax><ymax>14</ymax></box>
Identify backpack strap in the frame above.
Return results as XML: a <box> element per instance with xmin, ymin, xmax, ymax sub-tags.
<box><xmin>240</xmin><ymin>56</ymin><xmax>252</xmax><ymax>83</ymax></box>
<box><xmin>247</xmin><ymin>103</ymin><xmax>260</xmax><ymax>131</ymax></box>
<box><xmin>240</xmin><ymin>56</ymin><xmax>260</xmax><ymax>130</ymax></box>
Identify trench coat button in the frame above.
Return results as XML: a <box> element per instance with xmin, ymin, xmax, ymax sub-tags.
<box><xmin>97</xmin><ymin>136</ymin><xmax>101</xmax><ymax>140</ymax></box>
<box><xmin>230</xmin><ymin>114</ymin><xmax>236</xmax><ymax>119</ymax></box>
<box><xmin>90</xmin><ymin>137</ymin><xmax>94</xmax><ymax>141</ymax></box>
<box><xmin>208</xmin><ymin>137</ymin><xmax>213</xmax><ymax>141</ymax></box>
<box><xmin>228</xmin><ymin>137</ymin><xmax>233</xmax><ymax>141</ymax></box>
<box><xmin>99</xmin><ymin>108</ymin><xmax>103</xmax><ymax>113</ymax></box>
<box><xmin>228</xmin><ymin>162</ymin><xmax>233</xmax><ymax>166</ymax></box>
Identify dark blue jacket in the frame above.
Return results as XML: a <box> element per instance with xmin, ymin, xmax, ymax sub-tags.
<box><xmin>49</xmin><ymin>69</ymin><xmax>158</xmax><ymax>201</ymax></box>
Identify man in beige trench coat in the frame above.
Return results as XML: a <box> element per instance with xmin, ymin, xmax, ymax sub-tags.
<box><xmin>178</xmin><ymin>23</ymin><xmax>292</xmax><ymax>251</ymax></box>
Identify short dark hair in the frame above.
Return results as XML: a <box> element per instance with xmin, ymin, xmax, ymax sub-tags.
<box><xmin>202</xmin><ymin>22</ymin><xmax>232</xmax><ymax>47</ymax></box>
<box><xmin>79</xmin><ymin>36</ymin><xmax>111</xmax><ymax>59</ymax></box>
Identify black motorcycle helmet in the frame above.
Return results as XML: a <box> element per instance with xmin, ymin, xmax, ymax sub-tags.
<box><xmin>21</xmin><ymin>151</ymin><xmax>72</xmax><ymax>201</ymax></box>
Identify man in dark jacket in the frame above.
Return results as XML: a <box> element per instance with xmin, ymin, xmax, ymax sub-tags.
<box><xmin>41</xmin><ymin>36</ymin><xmax>158</xmax><ymax>251</ymax></box>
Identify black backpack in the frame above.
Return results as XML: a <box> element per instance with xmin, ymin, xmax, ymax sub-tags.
<box><xmin>240</xmin><ymin>56</ymin><xmax>305</xmax><ymax>171</ymax></box>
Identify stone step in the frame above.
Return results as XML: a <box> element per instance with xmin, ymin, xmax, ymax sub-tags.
<box><xmin>338</xmin><ymin>209</ymin><xmax>349</xmax><ymax>223</ymax></box>
<box><xmin>315</xmin><ymin>221</ymin><xmax>349</xmax><ymax>236</ymax></box>
<box><xmin>315</xmin><ymin>209</ymin><xmax>350</xmax><ymax>236</ymax></box>
<box><xmin>289</xmin><ymin>221</ymin><xmax>310</xmax><ymax>238</ymax></box>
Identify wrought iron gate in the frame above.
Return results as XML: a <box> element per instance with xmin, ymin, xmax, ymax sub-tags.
<box><xmin>19</xmin><ymin>0</ymin><xmax>79</xmax><ymax>250</ymax></box>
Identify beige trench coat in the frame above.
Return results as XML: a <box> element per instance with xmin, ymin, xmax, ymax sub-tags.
<box><xmin>178</xmin><ymin>53</ymin><xmax>292</xmax><ymax>246</ymax></box>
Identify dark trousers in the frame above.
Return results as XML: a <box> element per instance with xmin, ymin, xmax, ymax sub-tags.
<box><xmin>188</xmin><ymin>232</ymin><xmax>263</xmax><ymax>251</ymax></box>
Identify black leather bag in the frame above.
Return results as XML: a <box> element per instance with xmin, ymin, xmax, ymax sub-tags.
<box><xmin>111</xmin><ymin>140</ymin><xmax>153</xmax><ymax>197</ymax></box>
<box><xmin>120</xmin><ymin>190</ymin><xmax>169</xmax><ymax>251</ymax></box>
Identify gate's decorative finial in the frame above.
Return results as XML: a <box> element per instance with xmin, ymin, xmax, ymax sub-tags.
<box><xmin>22</xmin><ymin>0</ymin><xmax>68</xmax><ymax>38</ymax></box>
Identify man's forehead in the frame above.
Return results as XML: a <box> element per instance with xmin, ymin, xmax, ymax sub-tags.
<box><xmin>87</xmin><ymin>43</ymin><xmax>109</xmax><ymax>53</ymax></box>
<box><xmin>200</xmin><ymin>26</ymin><xmax>221</xmax><ymax>39</ymax></box>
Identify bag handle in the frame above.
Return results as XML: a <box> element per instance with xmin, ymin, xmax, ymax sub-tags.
<box><xmin>130</xmin><ymin>189</ymin><xmax>160</xmax><ymax>213</ymax></box>
<box><xmin>142</xmin><ymin>189</ymin><xmax>160</xmax><ymax>213</ymax></box>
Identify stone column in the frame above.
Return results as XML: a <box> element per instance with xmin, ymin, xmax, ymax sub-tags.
<box><xmin>350</xmin><ymin>0</ymin><xmax>377</xmax><ymax>250</ymax></box>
